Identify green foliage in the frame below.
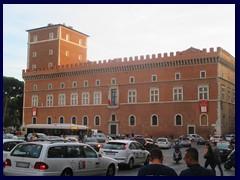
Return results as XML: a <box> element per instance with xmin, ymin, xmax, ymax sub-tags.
<box><xmin>3</xmin><ymin>76</ymin><xmax>24</xmax><ymax>129</ymax></box>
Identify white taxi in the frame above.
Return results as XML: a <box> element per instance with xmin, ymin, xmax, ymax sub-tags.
<box><xmin>99</xmin><ymin>140</ymin><xmax>150</xmax><ymax>169</ymax></box>
<box><xmin>4</xmin><ymin>142</ymin><xmax>118</xmax><ymax>176</ymax></box>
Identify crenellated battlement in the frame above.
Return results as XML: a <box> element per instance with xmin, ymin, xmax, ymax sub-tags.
<box><xmin>22</xmin><ymin>47</ymin><xmax>234</xmax><ymax>77</ymax></box>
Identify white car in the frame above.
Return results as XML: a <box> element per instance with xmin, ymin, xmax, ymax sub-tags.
<box><xmin>99</xmin><ymin>140</ymin><xmax>150</xmax><ymax>169</ymax></box>
<box><xmin>187</xmin><ymin>134</ymin><xmax>203</xmax><ymax>142</ymax></box>
<box><xmin>3</xmin><ymin>139</ymin><xmax>25</xmax><ymax>164</ymax></box>
<box><xmin>156</xmin><ymin>137</ymin><xmax>172</xmax><ymax>149</ymax></box>
<box><xmin>4</xmin><ymin>142</ymin><xmax>118</xmax><ymax>176</ymax></box>
<box><xmin>210</xmin><ymin>135</ymin><xmax>223</xmax><ymax>143</ymax></box>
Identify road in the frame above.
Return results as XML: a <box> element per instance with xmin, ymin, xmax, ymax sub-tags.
<box><xmin>116</xmin><ymin>142</ymin><xmax>235</xmax><ymax>176</ymax></box>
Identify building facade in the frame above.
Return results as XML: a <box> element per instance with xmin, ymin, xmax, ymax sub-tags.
<box><xmin>22</xmin><ymin>24</ymin><xmax>235</xmax><ymax>138</ymax></box>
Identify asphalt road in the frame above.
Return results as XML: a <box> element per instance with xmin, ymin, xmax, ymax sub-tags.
<box><xmin>116</xmin><ymin>142</ymin><xmax>235</xmax><ymax>176</ymax></box>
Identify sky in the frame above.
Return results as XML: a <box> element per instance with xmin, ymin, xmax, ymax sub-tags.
<box><xmin>3</xmin><ymin>4</ymin><xmax>235</xmax><ymax>81</ymax></box>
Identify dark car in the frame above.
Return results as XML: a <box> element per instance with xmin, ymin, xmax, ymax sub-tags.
<box><xmin>135</xmin><ymin>138</ymin><xmax>158</xmax><ymax>151</ymax></box>
<box><xmin>217</xmin><ymin>141</ymin><xmax>233</xmax><ymax>162</ymax></box>
<box><xmin>180</xmin><ymin>137</ymin><xmax>192</xmax><ymax>148</ymax></box>
<box><xmin>197</xmin><ymin>137</ymin><xmax>207</xmax><ymax>145</ymax></box>
<box><xmin>82</xmin><ymin>137</ymin><xmax>103</xmax><ymax>152</ymax></box>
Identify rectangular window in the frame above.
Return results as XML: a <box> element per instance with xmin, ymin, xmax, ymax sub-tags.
<box><xmin>58</xmin><ymin>94</ymin><xmax>66</xmax><ymax>106</ymax></box>
<box><xmin>71</xmin><ymin>93</ymin><xmax>78</xmax><ymax>106</ymax></box>
<box><xmin>33</xmin><ymin>85</ymin><xmax>37</xmax><ymax>91</ymax></box>
<box><xmin>95</xmin><ymin>80</ymin><xmax>100</xmax><ymax>86</ymax></box>
<box><xmin>66</xmin><ymin>51</ymin><xmax>69</xmax><ymax>57</ymax></box>
<box><xmin>49</xmin><ymin>49</ymin><xmax>53</xmax><ymax>55</ymax></box>
<box><xmin>152</xmin><ymin>75</ymin><xmax>157</xmax><ymax>82</ymax></box>
<box><xmin>221</xmin><ymin>85</ymin><xmax>225</xmax><ymax>100</ymax></box>
<box><xmin>198</xmin><ymin>85</ymin><xmax>209</xmax><ymax>100</ymax></box>
<box><xmin>49</xmin><ymin>32</ymin><xmax>54</xmax><ymax>39</ymax></box>
<box><xmin>128</xmin><ymin>90</ymin><xmax>137</xmax><ymax>103</ymax></box>
<box><xmin>84</xmin><ymin>80</ymin><xmax>88</xmax><ymax>87</ymax></box>
<box><xmin>32</xmin><ymin>95</ymin><xmax>38</xmax><ymax>107</ymax></box>
<box><xmin>66</xmin><ymin>34</ymin><xmax>70</xmax><ymax>41</ymax></box>
<box><xmin>94</xmin><ymin>92</ymin><xmax>102</xmax><ymax>105</ymax></box>
<box><xmin>175</xmin><ymin>72</ymin><xmax>181</xmax><ymax>80</ymax></box>
<box><xmin>200</xmin><ymin>70</ymin><xmax>206</xmax><ymax>78</ymax></box>
<box><xmin>33</xmin><ymin>35</ymin><xmax>37</xmax><ymax>42</ymax></box>
<box><xmin>173</xmin><ymin>87</ymin><xmax>183</xmax><ymax>101</ymax></box>
<box><xmin>33</xmin><ymin>52</ymin><xmax>37</xmax><ymax>58</ymax></box>
<box><xmin>82</xmin><ymin>93</ymin><xmax>89</xmax><ymax>105</ymax></box>
<box><xmin>46</xmin><ymin>95</ymin><xmax>53</xmax><ymax>107</ymax></box>
<box><xmin>110</xmin><ymin>88</ymin><xmax>118</xmax><ymax>106</ymax></box>
<box><xmin>150</xmin><ymin>88</ymin><xmax>159</xmax><ymax>102</ymax></box>
<box><xmin>111</xmin><ymin>78</ymin><xmax>116</xmax><ymax>85</ymax></box>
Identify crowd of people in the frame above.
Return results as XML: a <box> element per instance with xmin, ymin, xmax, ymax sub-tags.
<box><xmin>138</xmin><ymin>140</ymin><xmax>226</xmax><ymax>176</ymax></box>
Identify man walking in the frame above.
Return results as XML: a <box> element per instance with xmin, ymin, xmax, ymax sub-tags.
<box><xmin>138</xmin><ymin>148</ymin><xmax>178</xmax><ymax>176</ymax></box>
<box><xmin>180</xmin><ymin>147</ymin><xmax>215</xmax><ymax>176</ymax></box>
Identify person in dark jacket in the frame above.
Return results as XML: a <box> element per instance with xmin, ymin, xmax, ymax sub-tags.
<box><xmin>138</xmin><ymin>148</ymin><xmax>178</xmax><ymax>176</ymax></box>
<box><xmin>204</xmin><ymin>142</ymin><xmax>216</xmax><ymax>175</ymax></box>
<box><xmin>212</xmin><ymin>142</ymin><xmax>223</xmax><ymax>176</ymax></box>
<box><xmin>180</xmin><ymin>148</ymin><xmax>215</xmax><ymax>176</ymax></box>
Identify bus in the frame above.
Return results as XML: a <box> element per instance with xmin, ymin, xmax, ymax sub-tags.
<box><xmin>20</xmin><ymin>123</ymin><xmax>91</xmax><ymax>139</ymax></box>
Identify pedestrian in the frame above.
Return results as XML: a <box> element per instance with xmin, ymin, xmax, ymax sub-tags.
<box><xmin>204</xmin><ymin>142</ymin><xmax>216</xmax><ymax>175</ymax></box>
<box><xmin>180</xmin><ymin>147</ymin><xmax>215</xmax><ymax>176</ymax></box>
<box><xmin>31</xmin><ymin>131</ymin><xmax>38</xmax><ymax>141</ymax></box>
<box><xmin>212</xmin><ymin>142</ymin><xmax>223</xmax><ymax>176</ymax></box>
<box><xmin>138</xmin><ymin>148</ymin><xmax>178</xmax><ymax>176</ymax></box>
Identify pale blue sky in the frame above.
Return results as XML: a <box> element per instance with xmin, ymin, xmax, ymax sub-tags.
<box><xmin>3</xmin><ymin>4</ymin><xmax>235</xmax><ymax>81</ymax></box>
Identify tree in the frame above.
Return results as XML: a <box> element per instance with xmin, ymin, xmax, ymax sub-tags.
<box><xmin>3</xmin><ymin>76</ymin><xmax>24</xmax><ymax>129</ymax></box>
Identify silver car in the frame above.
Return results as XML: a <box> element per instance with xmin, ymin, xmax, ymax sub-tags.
<box><xmin>4</xmin><ymin>142</ymin><xmax>118</xmax><ymax>176</ymax></box>
<box><xmin>99</xmin><ymin>140</ymin><xmax>150</xmax><ymax>169</ymax></box>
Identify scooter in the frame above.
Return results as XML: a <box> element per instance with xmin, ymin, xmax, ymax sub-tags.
<box><xmin>173</xmin><ymin>146</ymin><xmax>182</xmax><ymax>163</ymax></box>
<box><xmin>224</xmin><ymin>149</ymin><xmax>235</xmax><ymax>170</ymax></box>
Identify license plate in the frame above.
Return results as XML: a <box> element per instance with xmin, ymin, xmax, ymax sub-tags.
<box><xmin>106</xmin><ymin>152</ymin><xmax>115</xmax><ymax>155</ymax></box>
<box><xmin>16</xmin><ymin>162</ymin><xmax>30</xmax><ymax>168</ymax></box>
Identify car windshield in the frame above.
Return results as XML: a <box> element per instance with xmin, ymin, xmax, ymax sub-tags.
<box><xmin>157</xmin><ymin>139</ymin><xmax>166</xmax><ymax>142</ymax></box>
<box><xmin>217</xmin><ymin>143</ymin><xmax>229</xmax><ymax>149</ymax></box>
<box><xmin>11</xmin><ymin>144</ymin><xmax>43</xmax><ymax>158</ymax></box>
<box><xmin>103</xmin><ymin>142</ymin><xmax>126</xmax><ymax>150</ymax></box>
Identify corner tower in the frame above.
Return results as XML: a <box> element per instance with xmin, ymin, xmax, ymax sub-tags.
<box><xmin>26</xmin><ymin>23</ymin><xmax>89</xmax><ymax>70</ymax></box>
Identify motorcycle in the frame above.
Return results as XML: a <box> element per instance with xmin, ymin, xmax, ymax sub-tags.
<box><xmin>224</xmin><ymin>149</ymin><xmax>235</xmax><ymax>170</ymax></box>
<box><xmin>172</xmin><ymin>140</ymin><xmax>182</xmax><ymax>163</ymax></box>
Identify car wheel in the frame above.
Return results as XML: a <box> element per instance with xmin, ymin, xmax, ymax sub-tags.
<box><xmin>61</xmin><ymin>168</ymin><xmax>73</xmax><ymax>176</ymax></box>
<box><xmin>106</xmin><ymin>164</ymin><xmax>115</xmax><ymax>176</ymax></box>
<box><xmin>128</xmin><ymin>158</ymin><xmax>134</xmax><ymax>169</ymax></box>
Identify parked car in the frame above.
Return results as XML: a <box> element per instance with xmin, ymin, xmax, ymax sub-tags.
<box><xmin>225</xmin><ymin>134</ymin><xmax>235</xmax><ymax>141</ymax></box>
<box><xmin>196</xmin><ymin>137</ymin><xmax>207</xmax><ymax>145</ymax></box>
<box><xmin>187</xmin><ymin>134</ymin><xmax>202</xmax><ymax>142</ymax></box>
<box><xmin>99</xmin><ymin>140</ymin><xmax>150</xmax><ymax>169</ymax></box>
<box><xmin>135</xmin><ymin>138</ymin><xmax>158</xmax><ymax>152</ymax></box>
<box><xmin>93</xmin><ymin>133</ymin><xmax>107</xmax><ymax>143</ymax></box>
<box><xmin>156</xmin><ymin>137</ymin><xmax>172</xmax><ymax>149</ymax></box>
<box><xmin>217</xmin><ymin>141</ymin><xmax>233</xmax><ymax>162</ymax></box>
<box><xmin>82</xmin><ymin>137</ymin><xmax>103</xmax><ymax>152</ymax></box>
<box><xmin>3</xmin><ymin>139</ymin><xmax>25</xmax><ymax>164</ymax></box>
<box><xmin>4</xmin><ymin>142</ymin><xmax>118</xmax><ymax>176</ymax></box>
<box><xmin>180</xmin><ymin>137</ymin><xmax>191</xmax><ymax>148</ymax></box>
<box><xmin>210</xmin><ymin>135</ymin><xmax>223</xmax><ymax>143</ymax></box>
<box><xmin>3</xmin><ymin>133</ymin><xmax>18</xmax><ymax>139</ymax></box>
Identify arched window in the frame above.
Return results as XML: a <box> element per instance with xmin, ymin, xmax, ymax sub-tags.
<box><xmin>71</xmin><ymin>116</ymin><xmax>77</xmax><ymax>124</ymax></box>
<box><xmin>129</xmin><ymin>115</ymin><xmax>136</xmax><ymax>126</ymax></box>
<box><xmin>59</xmin><ymin>116</ymin><xmax>64</xmax><ymax>124</ymax></box>
<box><xmin>200</xmin><ymin>114</ymin><xmax>208</xmax><ymax>126</ymax></box>
<box><xmin>83</xmin><ymin>116</ymin><xmax>88</xmax><ymax>126</ymax></box>
<box><xmin>151</xmin><ymin>115</ymin><xmax>158</xmax><ymax>126</ymax></box>
<box><xmin>72</xmin><ymin>81</ymin><xmax>77</xmax><ymax>88</ymax></box>
<box><xmin>32</xmin><ymin>117</ymin><xmax>37</xmax><ymax>124</ymax></box>
<box><xmin>47</xmin><ymin>117</ymin><xmax>52</xmax><ymax>124</ymax></box>
<box><xmin>95</xmin><ymin>116</ymin><xmax>100</xmax><ymax>126</ymax></box>
<box><xmin>175</xmin><ymin>114</ymin><xmax>183</xmax><ymax>126</ymax></box>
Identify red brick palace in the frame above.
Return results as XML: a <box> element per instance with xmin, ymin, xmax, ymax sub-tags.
<box><xmin>22</xmin><ymin>23</ymin><xmax>235</xmax><ymax>138</ymax></box>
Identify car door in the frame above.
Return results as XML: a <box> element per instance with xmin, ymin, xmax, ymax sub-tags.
<box><xmin>128</xmin><ymin>142</ymin><xmax>139</xmax><ymax>164</ymax></box>
<box><xmin>81</xmin><ymin>145</ymin><xmax>103</xmax><ymax>175</ymax></box>
<box><xmin>134</xmin><ymin>142</ymin><xmax>148</xmax><ymax>164</ymax></box>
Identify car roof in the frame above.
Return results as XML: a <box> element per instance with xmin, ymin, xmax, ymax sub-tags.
<box><xmin>3</xmin><ymin>139</ymin><xmax>25</xmax><ymax>143</ymax></box>
<box><xmin>107</xmin><ymin>139</ymin><xmax>135</xmax><ymax>143</ymax></box>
